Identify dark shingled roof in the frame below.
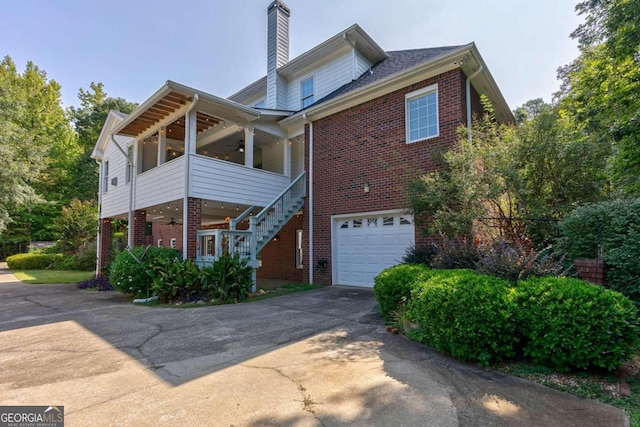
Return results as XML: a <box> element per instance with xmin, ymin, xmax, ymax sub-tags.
<box><xmin>303</xmin><ymin>46</ymin><xmax>464</xmax><ymax>111</ymax></box>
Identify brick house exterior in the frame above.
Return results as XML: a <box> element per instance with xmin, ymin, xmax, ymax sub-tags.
<box><xmin>92</xmin><ymin>0</ymin><xmax>511</xmax><ymax>287</ymax></box>
<box><xmin>303</xmin><ymin>69</ymin><xmax>484</xmax><ymax>285</ymax></box>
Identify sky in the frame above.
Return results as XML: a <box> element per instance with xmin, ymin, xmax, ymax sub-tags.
<box><xmin>2</xmin><ymin>0</ymin><xmax>583</xmax><ymax>111</ymax></box>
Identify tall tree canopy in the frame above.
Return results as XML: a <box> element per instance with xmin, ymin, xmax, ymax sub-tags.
<box><xmin>0</xmin><ymin>56</ymin><xmax>77</xmax><ymax>239</ymax></box>
<box><xmin>557</xmin><ymin>0</ymin><xmax>640</xmax><ymax>194</ymax></box>
<box><xmin>68</xmin><ymin>82</ymin><xmax>137</xmax><ymax>201</ymax></box>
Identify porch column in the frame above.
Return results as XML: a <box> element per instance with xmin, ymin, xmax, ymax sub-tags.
<box><xmin>283</xmin><ymin>138</ymin><xmax>291</xmax><ymax>177</ymax></box>
<box><xmin>186</xmin><ymin>197</ymin><xmax>202</xmax><ymax>260</ymax></box>
<box><xmin>182</xmin><ymin>108</ymin><xmax>198</xmax><ymax>259</ymax></box>
<box><xmin>98</xmin><ymin>218</ymin><xmax>112</xmax><ymax>275</ymax></box>
<box><xmin>244</xmin><ymin>127</ymin><xmax>254</xmax><ymax>167</ymax></box>
<box><xmin>133</xmin><ymin>209</ymin><xmax>147</xmax><ymax>246</ymax></box>
<box><xmin>157</xmin><ymin>127</ymin><xmax>166</xmax><ymax>166</ymax></box>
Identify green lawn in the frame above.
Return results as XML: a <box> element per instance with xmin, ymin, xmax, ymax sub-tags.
<box><xmin>13</xmin><ymin>270</ymin><xmax>94</xmax><ymax>284</ymax></box>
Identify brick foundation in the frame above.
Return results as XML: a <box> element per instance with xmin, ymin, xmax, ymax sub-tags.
<box><xmin>98</xmin><ymin>218</ymin><xmax>112</xmax><ymax>275</ymax></box>
<box><xmin>186</xmin><ymin>198</ymin><xmax>202</xmax><ymax>260</ymax></box>
<box><xmin>133</xmin><ymin>209</ymin><xmax>147</xmax><ymax>246</ymax></box>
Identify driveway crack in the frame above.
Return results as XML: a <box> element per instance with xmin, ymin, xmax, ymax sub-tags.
<box><xmin>241</xmin><ymin>364</ymin><xmax>326</xmax><ymax>426</ymax></box>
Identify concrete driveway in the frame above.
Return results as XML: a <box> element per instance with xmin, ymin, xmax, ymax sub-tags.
<box><xmin>0</xmin><ymin>264</ymin><xmax>627</xmax><ymax>426</ymax></box>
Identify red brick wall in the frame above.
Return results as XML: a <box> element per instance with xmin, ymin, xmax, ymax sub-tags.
<box><xmin>98</xmin><ymin>218</ymin><xmax>112</xmax><ymax>275</ymax></box>
<box><xmin>152</xmin><ymin>223</ymin><xmax>183</xmax><ymax>249</ymax></box>
<box><xmin>257</xmin><ymin>214</ymin><xmax>304</xmax><ymax>282</ymax></box>
<box><xmin>132</xmin><ymin>209</ymin><xmax>147</xmax><ymax>246</ymax></box>
<box><xmin>304</xmin><ymin>69</ymin><xmax>468</xmax><ymax>285</ymax></box>
<box><xmin>186</xmin><ymin>198</ymin><xmax>201</xmax><ymax>260</ymax></box>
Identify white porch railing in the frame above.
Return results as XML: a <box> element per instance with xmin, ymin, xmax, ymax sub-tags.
<box><xmin>195</xmin><ymin>172</ymin><xmax>306</xmax><ymax>269</ymax></box>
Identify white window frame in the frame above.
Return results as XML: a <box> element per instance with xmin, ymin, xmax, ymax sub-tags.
<box><xmin>405</xmin><ymin>84</ymin><xmax>439</xmax><ymax>144</ymax></box>
<box><xmin>300</xmin><ymin>77</ymin><xmax>314</xmax><ymax>109</ymax></box>
<box><xmin>170</xmin><ymin>238</ymin><xmax>177</xmax><ymax>249</ymax></box>
<box><xmin>103</xmin><ymin>160</ymin><xmax>109</xmax><ymax>193</ymax></box>
<box><xmin>157</xmin><ymin>239</ymin><xmax>163</xmax><ymax>248</ymax></box>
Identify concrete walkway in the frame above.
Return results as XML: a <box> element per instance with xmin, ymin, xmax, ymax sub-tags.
<box><xmin>0</xmin><ymin>263</ymin><xmax>628</xmax><ymax>426</ymax></box>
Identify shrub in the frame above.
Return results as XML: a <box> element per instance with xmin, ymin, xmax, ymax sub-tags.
<box><xmin>373</xmin><ymin>264</ymin><xmax>431</xmax><ymax>322</ymax></box>
<box><xmin>402</xmin><ymin>244</ymin><xmax>438</xmax><ymax>265</ymax></box>
<box><xmin>408</xmin><ymin>269</ymin><xmax>518</xmax><ymax>366</ymax></box>
<box><xmin>515</xmin><ymin>277</ymin><xmax>640</xmax><ymax>371</ymax></box>
<box><xmin>6</xmin><ymin>253</ymin><xmax>66</xmax><ymax>270</ymax></box>
<box><xmin>557</xmin><ymin>198</ymin><xmax>640</xmax><ymax>305</ymax></box>
<box><xmin>201</xmin><ymin>251</ymin><xmax>253</xmax><ymax>303</ymax></box>
<box><xmin>71</xmin><ymin>242</ymin><xmax>97</xmax><ymax>271</ymax></box>
<box><xmin>430</xmin><ymin>238</ymin><xmax>479</xmax><ymax>270</ymax></box>
<box><xmin>109</xmin><ymin>246</ymin><xmax>180</xmax><ymax>298</ymax></box>
<box><xmin>474</xmin><ymin>239</ymin><xmax>566</xmax><ymax>282</ymax></box>
<box><xmin>77</xmin><ymin>276</ymin><xmax>114</xmax><ymax>291</ymax></box>
<box><xmin>148</xmin><ymin>258</ymin><xmax>203</xmax><ymax>303</ymax></box>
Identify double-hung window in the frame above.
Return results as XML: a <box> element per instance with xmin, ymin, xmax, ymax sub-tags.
<box><xmin>405</xmin><ymin>84</ymin><xmax>439</xmax><ymax>143</ymax></box>
<box><xmin>103</xmin><ymin>160</ymin><xmax>109</xmax><ymax>193</ymax></box>
<box><xmin>300</xmin><ymin>77</ymin><xmax>314</xmax><ymax>108</ymax></box>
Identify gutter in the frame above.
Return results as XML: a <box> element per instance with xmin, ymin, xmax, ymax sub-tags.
<box><xmin>466</xmin><ymin>65</ymin><xmax>484</xmax><ymax>141</ymax></box>
<box><xmin>182</xmin><ymin>94</ymin><xmax>199</xmax><ymax>260</ymax></box>
<box><xmin>302</xmin><ymin>113</ymin><xmax>314</xmax><ymax>285</ymax></box>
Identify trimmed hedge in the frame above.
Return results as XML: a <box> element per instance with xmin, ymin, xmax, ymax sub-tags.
<box><xmin>557</xmin><ymin>198</ymin><xmax>640</xmax><ymax>306</ymax></box>
<box><xmin>373</xmin><ymin>264</ymin><xmax>431</xmax><ymax>322</ymax></box>
<box><xmin>6</xmin><ymin>253</ymin><xmax>67</xmax><ymax>270</ymax></box>
<box><xmin>516</xmin><ymin>277</ymin><xmax>640</xmax><ymax>371</ymax></box>
<box><xmin>374</xmin><ymin>265</ymin><xmax>640</xmax><ymax>370</ymax></box>
<box><xmin>408</xmin><ymin>269</ymin><xmax>518</xmax><ymax>366</ymax></box>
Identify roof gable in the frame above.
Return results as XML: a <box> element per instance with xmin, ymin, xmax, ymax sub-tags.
<box><xmin>308</xmin><ymin>46</ymin><xmax>464</xmax><ymax>108</ymax></box>
<box><xmin>91</xmin><ymin>110</ymin><xmax>128</xmax><ymax>160</ymax></box>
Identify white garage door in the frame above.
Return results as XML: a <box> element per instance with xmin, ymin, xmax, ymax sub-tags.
<box><xmin>334</xmin><ymin>213</ymin><xmax>415</xmax><ymax>287</ymax></box>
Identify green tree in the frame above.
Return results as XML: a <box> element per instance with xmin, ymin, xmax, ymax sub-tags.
<box><xmin>409</xmin><ymin>99</ymin><xmax>609</xmax><ymax>246</ymax></box>
<box><xmin>0</xmin><ymin>56</ymin><xmax>77</xmax><ymax>240</ymax></box>
<box><xmin>68</xmin><ymin>82</ymin><xmax>137</xmax><ymax>201</ymax></box>
<box><xmin>557</xmin><ymin>0</ymin><xmax>640</xmax><ymax>193</ymax></box>
<box><xmin>54</xmin><ymin>199</ymin><xmax>98</xmax><ymax>251</ymax></box>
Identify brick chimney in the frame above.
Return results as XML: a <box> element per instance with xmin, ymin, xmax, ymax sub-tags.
<box><xmin>266</xmin><ymin>0</ymin><xmax>290</xmax><ymax>109</ymax></box>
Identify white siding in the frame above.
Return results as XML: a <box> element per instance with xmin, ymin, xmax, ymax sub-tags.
<box><xmin>291</xmin><ymin>138</ymin><xmax>304</xmax><ymax>179</ymax></box>
<box><xmin>100</xmin><ymin>135</ymin><xmax>134</xmax><ymax>218</ymax></box>
<box><xmin>190</xmin><ymin>155</ymin><xmax>290</xmax><ymax>206</ymax></box>
<box><xmin>135</xmin><ymin>157</ymin><xmax>185</xmax><ymax>209</ymax></box>
<box><xmin>356</xmin><ymin>52</ymin><xmax>373</xmax><ymax>77</ymax></box>
<box><xmin>286</xmin><ymin>49</ymin><xmax>353</xmax><ymax>110</ymax></box>
<box><xmin>260</xmin><ymin>141</ymin><xmax>284</xmax><ymax>174</ymax></box>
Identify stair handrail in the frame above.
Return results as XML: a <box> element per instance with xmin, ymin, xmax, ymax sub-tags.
<box><xmin>252</xmin><ymin>171</ymin><xmax>306</xmax><ymax>221</ymax></box>
<box><xmin>230</xmin><ymin>205</ymin><xmax>256</xmax><ymax>230</ymax></box>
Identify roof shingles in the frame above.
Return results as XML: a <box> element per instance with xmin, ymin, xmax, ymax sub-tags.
<box><xmin>305</xmin><ymin>46</ymin><xmax>464</xmax><ymax>111</ymax></box>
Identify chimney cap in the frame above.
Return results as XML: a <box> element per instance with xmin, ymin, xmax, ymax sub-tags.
<box><xmin>268</xmin><ymin>0</ymin><xmax>290</xmax><ymax>16</ymax></box>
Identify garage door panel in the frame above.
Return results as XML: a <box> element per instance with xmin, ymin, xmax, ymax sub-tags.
<box><xmin>335</xmin><ymin>213</ymin><xmax>415</xmax><ymax>287</ymax></box>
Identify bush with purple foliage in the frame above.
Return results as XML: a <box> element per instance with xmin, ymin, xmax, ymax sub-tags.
<box><xmin>77</xmin><ymin>276</ymin><xmax>114</xmax><ymax>291</ymax></box>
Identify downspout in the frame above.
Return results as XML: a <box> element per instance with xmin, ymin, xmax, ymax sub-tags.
<box><xmin>111</xmin><ymin>134</ymin><xmax>134</xmax><ymax>247</ymax></box>
<box><xmin>95</xmin><ymin>159</ymin><xmax>103</xmax><ymax>276</ymax></box>
<box><xmin>466</xmin><ymin>65</ymin><xmax>483</xmax><ymax>142</ymax></box>
<box><xmin>182</xmin><ymin>94</ymin><xmax>199</xmax><ymax>260</ymax></box>
<box><xmin>302</xmin><ymin>113</ymin><xmax>313</xmax><ymax>284</ymax></box>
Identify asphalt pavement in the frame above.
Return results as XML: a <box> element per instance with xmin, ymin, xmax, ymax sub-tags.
<box><xmin>0</xmin><ymin>263</ymin><xmax>628</xmax><ymax>426</ymax></box>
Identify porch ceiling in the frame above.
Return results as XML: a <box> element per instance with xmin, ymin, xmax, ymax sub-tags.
<box><xmin>117</xmin><ymin>91</ymin><xmax>220</xmax><ymax>138</ymax></box>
